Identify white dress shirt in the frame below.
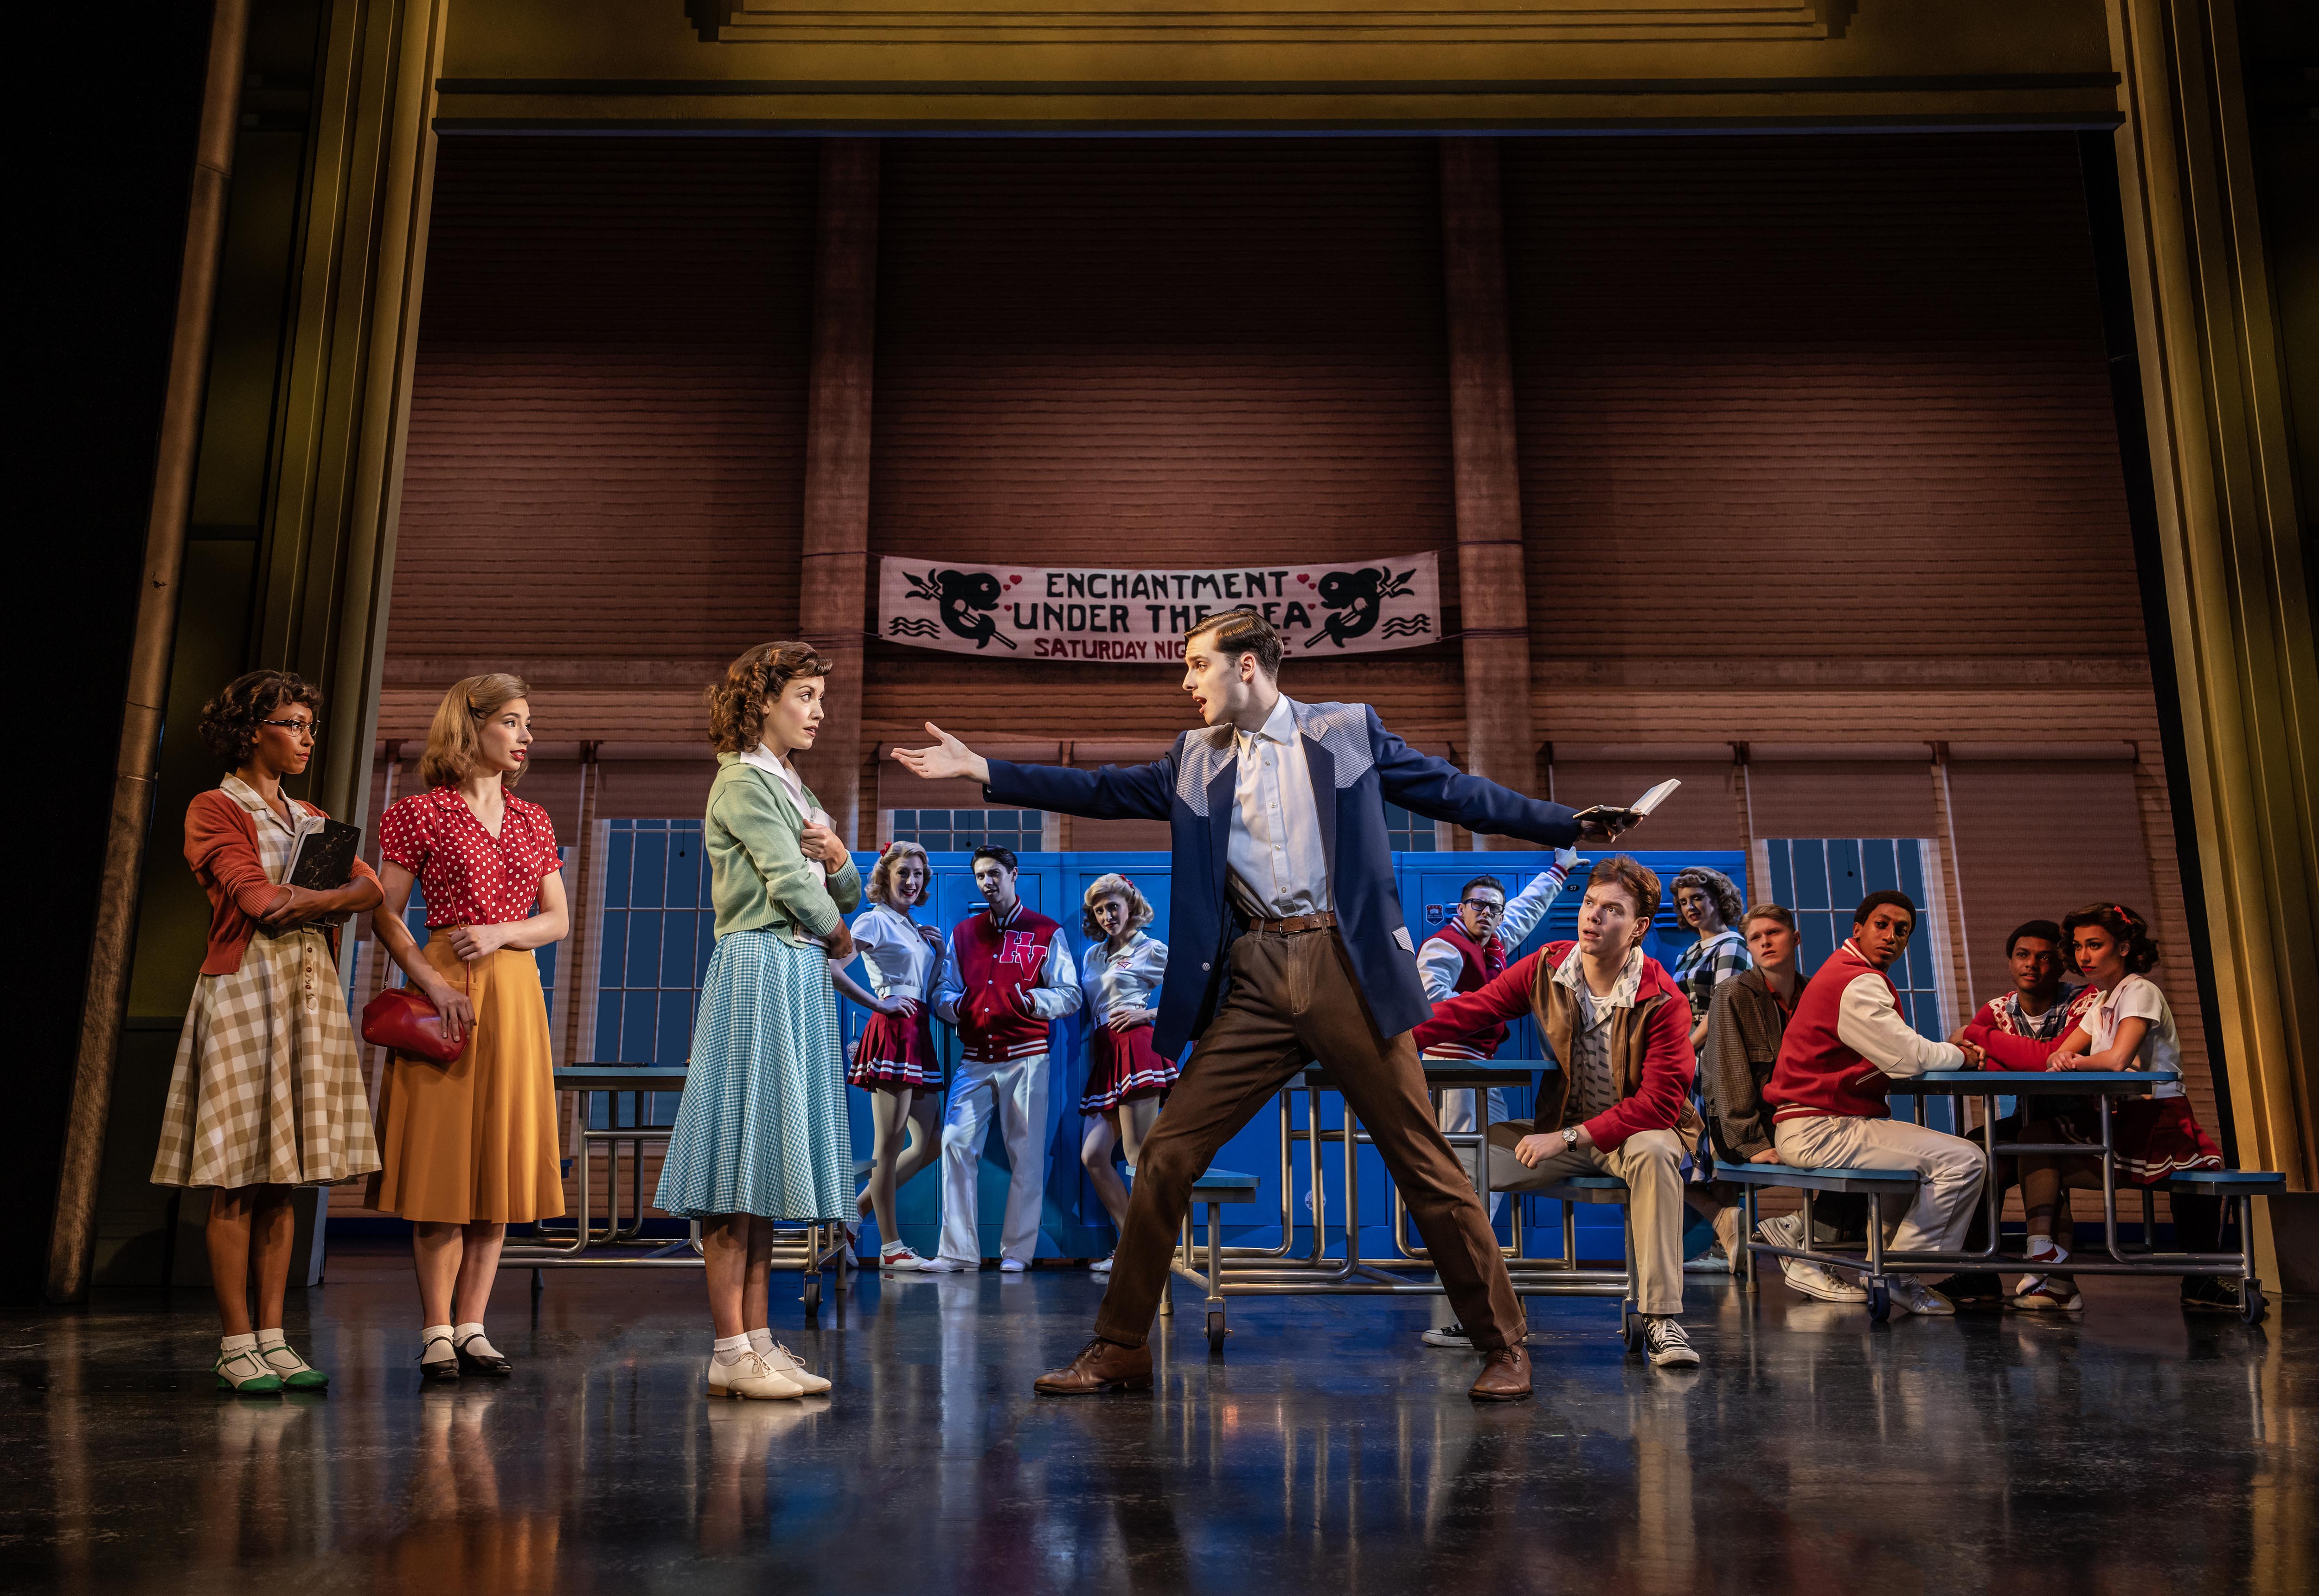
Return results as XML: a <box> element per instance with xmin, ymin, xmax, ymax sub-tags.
<box><xmin>739</xmin><ymin>743</ymin><xmax>832</xmax><ymax>885</ymax></box>
<box><xmin>1227</xmin><ymin>694</ymin><xmax>1332</xmax><ymax>920</ymax></box>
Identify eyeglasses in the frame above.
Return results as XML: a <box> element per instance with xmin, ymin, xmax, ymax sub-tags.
<box><xmin>260</xmin><ymin>718</ymin><xmax>320</xmax><ymax>742</ymax></box>
<box><xmin>1460</xmin><ymin>900</ymin><xmax>1506</xmax><ymax>917</ymax></box>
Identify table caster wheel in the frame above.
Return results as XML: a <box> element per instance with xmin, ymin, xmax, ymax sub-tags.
<box><xmin>1622</xmin><ymin>1308</ymin><xmax>1644</xmax><ymax>1359</ymax></box>
<box><xmin>1868</xmin><ymin>1282</ymin><xmax>1891</xmax><ymax>1325</ymax></box>
<box><xmin>2241</xmin><ymin>1282</ymin><xmax>2267</xmax><ymax>1327</ymax></box>
<box><xmin>803</xmin><ymin>1276</ymin><xmax>822</xmax><ymax>1319</ymax></box>
<box><xmin>1206</xmin><ymin>1311</ymin><xmax>1228</xmax><ymax>1355</ymax></box>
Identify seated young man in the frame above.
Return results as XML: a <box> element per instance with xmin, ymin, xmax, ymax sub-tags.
<box><xmin>1762</xmin><ymin>890</ymin><xmax>1989</xmax><ymax>1316</ymax></box>
<box><xmin>1939</xmin><ymin>918</ymin><xmax>2099</xmax><ymax>1308</ymax></box>
<box><xmin>1701</xmin><ymin>903</ymin><xmax>1868</xmax><ymax>1304</ymax></box>
<box><xmin>1413</xmin><ymin>856</ymin><xmax>1704</xmax><ymax>1370</ymax></box>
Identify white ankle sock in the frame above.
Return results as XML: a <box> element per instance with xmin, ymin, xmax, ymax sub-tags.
<box><xmin>420</xmin><ymin>1323</ymin><xmax>456</xmax><ymax>1364</ymax></box>
<box><xmin>221</xmin><ymin>1332</ymin><xmax>258</xmax><ymax>1355</ymax></box>
<box><xmin>745</xmin><ymin>1328</ymin><xmax>775</xmax><ymax>1359</ymax></box>
<box><xmin>453</xmin><ymin>1320</ymin><xmax>499</xmax><ymax>1359</ymax></box>
<box><xmin>2027</xmin><ymin>1231</ymin><xmax>2054</xmax><ymax>1255</ymax></box>
<box><xmin>256</xmin><ymin>1327</ymin><xmax>286</xmax><ymax>1347</ymax></box>
<box><xmin>712</xmin><ymin>1333</ymin><xmax>753</xmax><ymax>1369</ymax></box>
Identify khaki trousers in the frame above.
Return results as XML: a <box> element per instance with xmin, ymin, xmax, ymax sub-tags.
<box><xmin>1092</xmin><ymin>929</ymin><xmax>1527</xmax><ymax>1352</ymax></box>
<box><xmin>1486</xmin><ymin>1121</ymin><xmax>1688</xmax><ymax>1317</ymax></box>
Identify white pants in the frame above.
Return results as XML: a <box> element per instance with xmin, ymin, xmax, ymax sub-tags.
<box><xmin>1772</xmin><ymin>1114</ymin><xmax>1985</xmax><ymax>1256</ymax></box>
<box><xmin>939</xmin><ymin>1051</ymin><xmax>1051</xmax><ymax>1266</ymax></box>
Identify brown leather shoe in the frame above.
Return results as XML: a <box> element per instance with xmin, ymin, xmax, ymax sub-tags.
<box><xmin>1469</xmin><ymin>1343</ymin><xmax>1532</xmax><ymax>1402</ymax></box>
<box><xmin>1034</xmin><ymin>1337</ymin><xmax>1153</xmax><ymax>1395</ymax></box>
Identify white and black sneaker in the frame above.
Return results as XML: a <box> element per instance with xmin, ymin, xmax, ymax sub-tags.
<box><xmin>1641</xmin><ymin>1316</ymin><xmax>1700</xmax><ymax>1369</ymax></box>
<box><xmin>1421</xmin><ymin>1324</ymin><xmax>1474</xmax><ymax>1349</ymax></box>
<box><xmin>1886</xmin><ymin>1276</ymin><xmax>1956</xmax><ymax>1317</ymax></box>
<box><xmin>1757</xmin><ymin>1211</ymin><xmax>1869</xmax><ymax>1304</ymax></box>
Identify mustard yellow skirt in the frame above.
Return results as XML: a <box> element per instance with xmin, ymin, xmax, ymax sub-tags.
<box><xmin>365</xmin><ymin>940</ymin><xmax>564</xmax><ymax>1225</ymax></box>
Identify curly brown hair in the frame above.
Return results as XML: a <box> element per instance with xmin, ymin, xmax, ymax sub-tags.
<box><xmin>1672</xmin><ymin>866</ymin><xmax>1745</xmax><ymax>934</ymax></box>
<box><xmin>708</xmin><ymin>641</ymin><xmax>833</xmax><ymax>754</ymax></box>
<box><xmin>198</xmin><ymin>670</ymin><xmax>323</xmax><ymax>771</ymax></box>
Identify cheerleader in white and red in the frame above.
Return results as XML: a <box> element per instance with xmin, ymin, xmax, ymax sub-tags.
<box><xmin>1963</xmin><ymin>902</ymin><xmax>2226</xmax><ymax>1313</ymax></box>
<box><xmin>830</xmin><ymin>843</ymin><xmax>948</xmax><ymax>1271</ymax></box>
<box><xmin>1076</xmin><ymin>874</ymin><xmax>1173</xmax><ymax>1273</ymax></box>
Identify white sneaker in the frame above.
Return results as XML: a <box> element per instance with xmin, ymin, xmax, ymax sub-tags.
<box><xmin>707</xmin><ymin>1350</ymin><xmax>805</xmax><ymax>1399</ymax></box>
<box><xmin>1759</xmin><ymin>1212</ymin><xmax>1870</xmax><ymax>1304</ymax></box>
<box><xmin>999</xmin><ymin>1257</ymin><xmax>1028</xmax><ymax>1274</ymax></box>
<box><xmin>879</xmin><ymin>1243</ymin><xmax>929</xmax><ymax>1271</ymax></box>
<box><xmin>759</xmin><ymin>1340</ymin><xmax>832</xmax><ymax>1394</ymax></box>
<box><xmin>1885</xmin><ymin>1276</ymin><xmax>1956</xmax><ymax>1317</ymax></box>
<box><xmin>1684</xmin><ymin>1243</ymin><xmax>1732</xmax><ymax>1274</ymax></box>
<box><xmin>1421</xmin><ymin>1324</ymin><xmax>1473</xmax><ymax>1349</ymax></box>
<box><xmin>839</xmin><ymin>1222</ymin><xmax>862</xmax><ymax>1271</ymax></box>
<box><xmin>1088</xmin><ymin>1254</ymin><xmax>1115</xmax><ymax>1275</ymax></box>
<box><xmin>919</xmin><ymin>1255</ymin><xmax>976</xmax><ymax>1273</ymax></box>
<box><xmin>1642</xmin><ymin>1316</ymin><xmax>1701</xmax><ymax>1369</ymax></box>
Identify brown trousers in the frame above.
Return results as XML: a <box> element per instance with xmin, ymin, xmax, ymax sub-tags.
<box><xmin>1092</xmin><ymin>927</ymin><xmax>1527</xmax><ymax>1352</ymax></box>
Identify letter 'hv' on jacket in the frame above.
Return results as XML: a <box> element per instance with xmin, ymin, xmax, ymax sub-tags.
<box><xmin>983</xmin><ymin>700</ymin><xmax>1579</xmax><ymax>1058</ymax></box>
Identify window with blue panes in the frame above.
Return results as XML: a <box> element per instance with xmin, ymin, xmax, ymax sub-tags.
<box><xmin>1763</xmin><ymin>838</ymin><xmax>1948</xmax><ymax>1037</ymax></box>
<box><xmin>888</xmin><ymin>808</ymin><xmax>1046</xmax><ymax>853</ymax></box>
<box><xmin>1384</xmin><ymin>802</ymin><xmax>1438</xmax><ymax>852</ymax></box>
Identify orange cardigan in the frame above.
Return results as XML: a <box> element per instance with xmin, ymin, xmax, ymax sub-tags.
<box><xmin>185</xmin><ymin>788</ymin><xmax>380</xmax><ymax>976</ymax></box>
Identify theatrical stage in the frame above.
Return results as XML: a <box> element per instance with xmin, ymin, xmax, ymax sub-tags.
<box><xmin>5</xmin><ymin>1241</ymin><xmax>2308</xmax><ymax>1594</ymax></box>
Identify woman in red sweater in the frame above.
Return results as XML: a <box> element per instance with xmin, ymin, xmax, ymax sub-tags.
<box><xmin>152</xmin><ymin>671</ymin><xmax>383</xmax><ymax>1394</ymax></box>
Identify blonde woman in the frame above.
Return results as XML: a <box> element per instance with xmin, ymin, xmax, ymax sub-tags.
<box><xmin>1076</xmin><ymin>873</ymin><xmax>1173</xmax><ymax>1274</ymax></box>
<box><xmin>654</xmin><ymin>642</ymin><xmax>859</xmax><ymax>1400</ymax></box>
<box><xmin>154</xmin><ymin>671</ymin><xmax>384</xmax><ymax>1393</ymax></box>
<box><xmin>370</xmin><ymin>674</ymin><xmax>570</xmax><ymax>1383</ymax></box>
<box><xmin>831</xmin><ymin>842</ymin><xmax>947</xmax><ymax>1272</ymax></box>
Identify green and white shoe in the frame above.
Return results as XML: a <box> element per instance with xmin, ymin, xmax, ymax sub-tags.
<box><xmin>259</xmin><ymin>1340</ymin><xmax>330</xmax><ymax>1391</ymax></box>
<box><xmin>216</xmin><ymin>1346</ymin><xmax>284</xmax><ymax>1396</ymax></box>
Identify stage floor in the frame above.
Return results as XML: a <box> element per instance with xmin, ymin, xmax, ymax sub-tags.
<box><xmin>2</xmin><ymin>1242</ymin><xmax>2309</xmax><ymax>1595</ymax></box>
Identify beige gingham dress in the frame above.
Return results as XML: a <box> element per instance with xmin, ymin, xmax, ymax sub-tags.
<box><xmin>151</xmin><ymin>777</ymin><xmax>382</xmax><ymax>1189</ymax></box>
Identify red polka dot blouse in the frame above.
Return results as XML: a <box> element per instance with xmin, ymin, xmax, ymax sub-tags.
<box><xmin>378</xmin><ymin>784</ymin><xmax>562</xmax><ymax>928</ymax></box>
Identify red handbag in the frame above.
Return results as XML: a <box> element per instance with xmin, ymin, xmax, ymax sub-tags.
<box><xmin>362</xmin><ymin>985</ymin><xmax>464</xmax><ymax>1064</ymax></box>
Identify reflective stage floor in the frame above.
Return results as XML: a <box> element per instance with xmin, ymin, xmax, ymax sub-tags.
<box><xmin>3</xmin><ymin>1242</ymin><xmax>2310</xmax><ymax>1595</ymax></box>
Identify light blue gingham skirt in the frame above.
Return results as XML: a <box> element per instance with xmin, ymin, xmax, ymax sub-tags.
<box><xmin>655</xmin><ymin>929</ymin><xmax>855</xmax><ymax>1221</ymax></box>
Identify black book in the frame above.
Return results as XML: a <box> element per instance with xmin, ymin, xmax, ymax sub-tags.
<box><xmin>284</xmin><ymin>818</ymin><xmax>364</xmax><ymax>891</ymax></box>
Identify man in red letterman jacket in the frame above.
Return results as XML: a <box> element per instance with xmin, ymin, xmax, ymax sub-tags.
<box><xmin>927</xmin><ymin>845</ymin><xmax>1082</xmax><ymax>1273</ymax></box>
<box><xmin>1763</xmin><ymin>889</ymin><xmax>1988</xmax><ymax>1317</ymax></box>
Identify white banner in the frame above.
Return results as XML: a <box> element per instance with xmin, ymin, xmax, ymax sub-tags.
<box><xmin>878</xmin><ymin>551</ymin><xmax>1440</xmax><ymax>665</ymax></box>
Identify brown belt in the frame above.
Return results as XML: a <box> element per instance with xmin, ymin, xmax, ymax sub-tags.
<box><xmin>1239</xmin><ymin>910</ymin><xmax>1339</xmax><ymax>936</ymax></box>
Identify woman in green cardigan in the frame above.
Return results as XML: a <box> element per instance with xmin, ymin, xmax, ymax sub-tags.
<box><xmin>657</xmin><ymin>641</ymin><xmax>861</xmax><ymax>1400</ymax></box>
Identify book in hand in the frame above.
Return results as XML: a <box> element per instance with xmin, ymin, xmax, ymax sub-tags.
<box><xmin>283</xmin><ymin>818</ymin><xmax>365</xmax><ymax>891</ymax></box>
<box><xmin>1569</xmin><ymin>779</ymin><xmax>1681</xmax><ymax>834</ymax></box>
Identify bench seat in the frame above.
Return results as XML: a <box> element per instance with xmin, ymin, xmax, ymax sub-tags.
<box><xmin>2165</xmin><ymin>1169</ymin><xmax>2286</xmax><ymax>1192</ymax></box>
<box><xmin>1714</xmin><ymin>1161</ymin><xmax>1922</xmax><ymax>1196</ymax></box>
<box><xmin>1192</xmin><ymin>1168</ymin><xmax>1261</xmax><ymax>1204</ymax></box>
<box><xmin>1531</xmin><ymin>1174</ymin><xmax>1632</xmax><ymax>1204</ymax></box>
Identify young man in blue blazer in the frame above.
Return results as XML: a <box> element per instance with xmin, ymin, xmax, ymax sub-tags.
<box><xmin>896</xmin><ymin>608</ymin><xmax>1627</xmax><ymax>1401</ymax></box>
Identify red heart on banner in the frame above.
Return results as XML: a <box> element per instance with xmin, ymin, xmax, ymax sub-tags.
<box><xmin>1007</xmin><ymin>575</ymin><xmax>1021</xmax><ymax>585</ymax></box>
<box><xmin>1296</xmin><ymin>573</ymin><xmax>1310</xmax><ymax>584</ymax></box>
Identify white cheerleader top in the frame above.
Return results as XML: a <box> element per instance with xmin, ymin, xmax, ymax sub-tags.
<box><xmin>1080</xmin><ymin>931</ymin><xmax>1168</xmax><ymax>1020</ymax></box>
<box><xmin>849</xmin><ymin>903</ymin><xmax>945</xmax><ymax>1003</ymax></box>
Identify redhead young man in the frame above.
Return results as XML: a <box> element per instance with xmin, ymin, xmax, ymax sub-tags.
<box><xmin>1414</xmin><ymin>856</ymin><xmax>1705</xmax><ymax>1370</ymax></box>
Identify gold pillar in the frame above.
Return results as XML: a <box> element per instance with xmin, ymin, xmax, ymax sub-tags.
<box><xmin>2107</xmin><ymin>0</ymin><xmax>2319</xmax><ymax>1222</ymax></box>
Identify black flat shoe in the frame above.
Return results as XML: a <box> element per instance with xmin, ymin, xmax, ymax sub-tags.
<box><xmin>454</xmin><ymin>1333</ymin><xmax>512</xmax><ymax>1377</ymax></box>
<box><xmin>419</xmin><ymin>1331</ymin><xmax>461</xmax><ymax>1383</ymax></box>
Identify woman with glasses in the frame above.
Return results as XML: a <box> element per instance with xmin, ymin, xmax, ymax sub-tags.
<box><xmin>154</xmin><ymin>671</ymin><xmax>385</xmax><ymax>1393</ymax></box>
<box><xmin>369</xmin><ymin>674</ymin><xmax>570</xmax><ymax>1384</ymax></box>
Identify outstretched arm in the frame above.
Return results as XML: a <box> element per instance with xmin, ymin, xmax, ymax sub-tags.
<box><xmin>1369</xmin><ymin>709</ymin><xmax>1587</xmax><ymax>847</ymax></box>
<box><xmin>1411</xmin><ymin>952</ymin><xmax>1541</xmax><ymax>1053</ymax></box>
<box><xmin>897</xmin><ymin>722</ymin><xmax>1178</xmax><ymax>823</ymax></box>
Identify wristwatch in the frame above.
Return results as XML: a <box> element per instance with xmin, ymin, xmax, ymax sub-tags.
<box><xmin>1562</xmin><ymin>1125</ymin><xmax>1581</xmax><ymax>1151</ymax></box>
